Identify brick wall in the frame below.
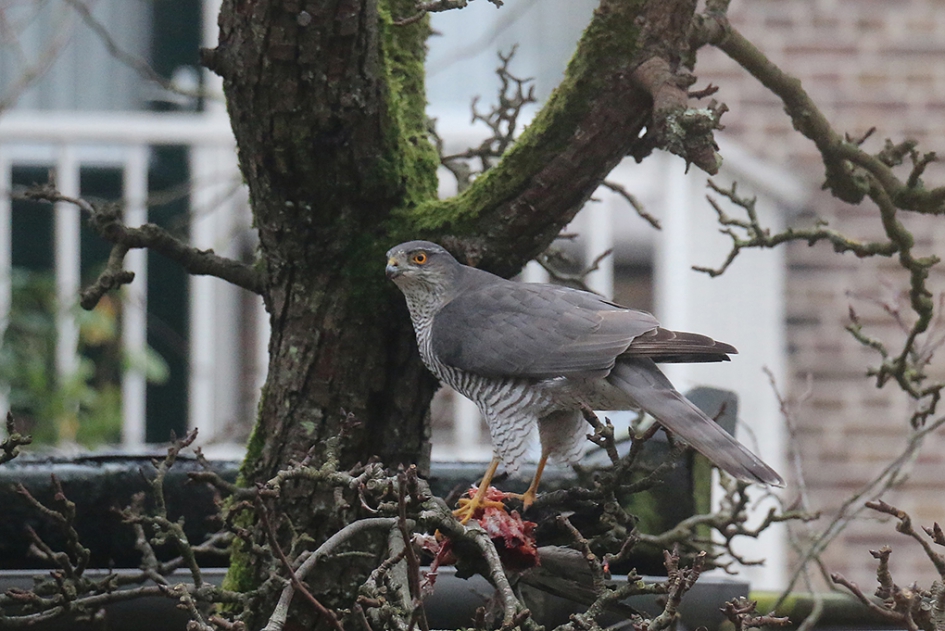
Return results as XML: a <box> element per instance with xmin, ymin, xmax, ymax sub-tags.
<box><xmin>697</xmin><ymin>0</ymin><xmax>945</xmax><ymax>590</ymax></box>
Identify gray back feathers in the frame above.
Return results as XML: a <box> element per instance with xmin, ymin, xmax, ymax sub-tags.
<box><xmin>388</xmin><ymin>241</ymin><xmax>783</xmax><ymax>487</ymax></box>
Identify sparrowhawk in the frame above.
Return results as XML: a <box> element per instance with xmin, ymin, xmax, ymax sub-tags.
<box><xmin>386</xmin><ymin>241</ymin><xmax>783</xmax><ymax>521</ymax></box>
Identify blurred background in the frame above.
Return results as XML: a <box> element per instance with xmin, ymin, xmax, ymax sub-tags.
<box><xmin>0</xmin><ymin>0</ymin><xmax>943</xmax><ymax>593</ymax></box>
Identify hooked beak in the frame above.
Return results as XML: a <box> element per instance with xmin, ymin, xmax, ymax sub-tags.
<box><xmin>386</xmin><ymin>256</ymin><xmax>402</xmax><ymax>280</ymax></box>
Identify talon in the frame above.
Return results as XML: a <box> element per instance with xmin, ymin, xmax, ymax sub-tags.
<box><xmin>456</xmin><ymin>497</ymin><xmax>505</xmax><ymax>509</ymax></box>
<box><xmin>452</xmin><ymin>458</ymin><xmax>502</xmax><ymax>525</ymax></box>
<box><xmin>452</xmin><ymin>504</ymin><xmax>475</xmax><ymax>525</ymax></box>
<box><xmin>510</xmin><ymin>489</ymin><xmax>538</xmax><ymax>510</ymax></box>
<box><xmin>453</xmin><ymin>494</ymin><xmax>506</xmax><ymax>524</ymax></box>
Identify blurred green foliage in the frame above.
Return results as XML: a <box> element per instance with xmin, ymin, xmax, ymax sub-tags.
<box><xmin>0</xmin><ymin>269</ymin><xmax>168</xmax><ymax>447</ymax></box>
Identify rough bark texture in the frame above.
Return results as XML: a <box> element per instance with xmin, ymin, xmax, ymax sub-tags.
<box><xmin>210</xmin><ymin>2</ymin><xmax>440</xmax><ymax>622</ymax></box>
<box><xmin>212</xmin><ymin>0</ymin><xmax>440</xmax><ymax>477</ymax></box>
<box><xmin>207</xmin><ymin>0</ymin><xmax>705</xmax><ymax>626</ymax></box>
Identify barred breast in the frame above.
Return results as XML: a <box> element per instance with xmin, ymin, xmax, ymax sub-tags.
<box><xmin>410</xmin><ymin>308</ymin><xmax>549</xmax><ymax>472</ymax></box>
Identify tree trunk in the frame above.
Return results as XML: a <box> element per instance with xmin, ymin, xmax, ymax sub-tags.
<box><xmin>205</xmin><ymin>0</ymin><xmax>703</xmax><ymax>626</ymax></box>
<box><xmin>208</xmin><ymin>1</ymin><xmax>440</xmax><ymax>622</ymax></box>
<box><xmin>211</xmin><ymin>0</ymin><xmax>440</xmax><ymax>474</ymax></box>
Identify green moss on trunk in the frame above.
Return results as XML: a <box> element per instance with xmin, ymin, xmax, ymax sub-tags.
<box><xmin>218</xmin><ymin>0</ymin><xmax>440</xmax><ymax>620</ymax></box>
<box><xmin>378</xmin><ymin>2</ymin><xmax>439</xmax><ymax>212</ymax></box>
<box><xmin>398</xmin><ymin>0</ymin><xmax>647</xmax><ymax>236</ymax></box>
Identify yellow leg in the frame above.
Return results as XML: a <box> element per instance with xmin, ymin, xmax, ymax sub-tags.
<box><xmin>453</xmin><ymin>457</ymin><xmax>504</xmax><ymax>524</ymax></box>
<box><xmin>512</xmin><ymin>453</ymin><xmax>548</xmax><ymax>510</ymax></box>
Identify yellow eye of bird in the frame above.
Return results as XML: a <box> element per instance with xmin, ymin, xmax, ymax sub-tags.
<box><xmin>412</xmin><ymin>252</ymin><xmax>427</xmax><ymax>265</ymax></box>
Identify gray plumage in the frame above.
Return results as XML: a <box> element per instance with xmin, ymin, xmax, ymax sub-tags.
<box><xmin>386</xmin><ymin>240</ymin><xmax>783</xmax><ymax>487</ymax></box>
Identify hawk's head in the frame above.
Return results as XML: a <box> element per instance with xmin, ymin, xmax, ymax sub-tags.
<box><xmin>386</xmin><ymin>241</ymin><xmax>459</xmax><ymax>293</ymax></box>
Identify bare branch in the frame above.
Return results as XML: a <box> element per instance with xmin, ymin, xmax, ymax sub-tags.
<box><xmin>1</xmin><ymin>412</ymin><xmax>32</xmax><ymax>465</ymax></box>
<box><xmin>0</xmin><ymin>582</ymin><xmax>241</xmax><ymax>628</ymax></box>
<box><xmin>79</xmin><ymin>243</ymin><xmax>135</xmax><ymax>310</ymax></box>
<box><xmin>425</xmin><ymin>504</ymin><xmax>530</xmax><ymax>629</ymax></box>
<box><xmin>0</xmin><ymin>10</ymin><xmax>76</xmax><ymax>112</ymax></box>
<box><xmin>773</xmin><ymin>412</ymin><xmax>945</xmax><ymax>608</ymax></box>
<box><xmin>20</xmin><ymin>185</ymin><xmax>264</xmax><ymax>303</ymax></box>
<box><xmin>3</xmin><ymin>437</ymin><xmax>244</xmax><ymax>628</ymax></box>
<box><xmin>433</xmin><ymin>47</ymin><xmax>537</xmax><ymax>193</ymax></box>
<box><xmin>690</xmin><ymin>7</ymin><xmax>945</xmax><ymax>431</ymax></box>
<box><xmin>830</xmin><ymin>532</ymin><xmax>944</xmax><ymax>631</ymax></box>
<box><xmin>695</xmin><ymin>177</ymin><xmax>943</xmax><ymax>427</ymax></box>
<box><xmin>634</xmin><ymin>477</ymin><xmax>815</xmax><ymax>572</ymax></box>
<box><xmin>864</xmin><ymin>500</ymin><xmax>945</xmax><ymax>577</ymax></box>
<box><xmin>557</xmin><ymin>516</ymin><xmax>607</xmax><ymax>593</ymax></box>
<box><xmin>581</xmin><ymin>406</ymin><xmax>620</xmax><ymax>466</ymax></box>
<box><xmin>397</xmin><ymin>470</ymin><xmax>430</xmax><ymax>631</ymax></box>
<box><xmin>600</xmin><ymin>180</ymin><xmax>661</xmax><ymax>229</ymax></box>
<box><xmin>189</xmin><ymin>448</ymin><xmax>258</xmax><ymax>501</ymax></box>
<box><xmin>15</xmin><ymin>477</ymin><xmax>91</xmax><ymax>579</ymax></box>
<box><xmin>645</xmin><ymin>548</ymin><xmax>706</xmax><ymax>631</ymax></box>
<box><xmin>258</xmin><ymin>499</ymin><xmax>345</xmax><ymax>631</ymax></box>
<box><xmin>63</xmin><ymin>0</ymin><xmax>213</xmax><ymax>103</ymax></box>
<box><xmin>830</xmin><ymin>570</ymin><xmax>917</xmax><ymax>630</ymax></box>
<box><xmin>721</xmin><ymin>597</ymin><xmax>791</xmax><ymax>631</ymax></box>
<box><xmin>115</xmin><ymin>430</ymin><xmax>205</xmax><ymax>588</ymax></box>
<box><xmin>688</xmin><ymin>83</ymin><xmax>720</xmax><ymax>100</ymax></box>
<box><xmin>694</xmin><ymin>179</ymin><xmax>897</xmax><ymax>279</ymax></box>
<box><xmin>534</xmin><ymin>247</ymin><xmax>613</xmax><ymax>294</ymax></box>
<box><xmin>697</xmin><ymin>13</ymin><xmax>945</xmax><ymax>214</ymax></box>
<box><xmin>262</xmin><ymin>518</ymin><xmax>399</xmax><ymax>631</ymax></box>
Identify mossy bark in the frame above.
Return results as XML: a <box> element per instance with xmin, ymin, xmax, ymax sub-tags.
<box><xmin>207</xmin><ymin>0</ymin><xmax>700</xmax><ymax>627</ymax></box>
<box><xmin>214</xmin><ymin>0</ymin><xmax>440</xmax><ymax>477</ymax></box>
<box><xmin>399</xmin><ymin>0</ymin><xmax>694</xmax><ymax>276</ymax></box>
<box><xmin>212</xmin><ymin>1</ymin><xmax>440</xmax><ymax>625</ymax></box>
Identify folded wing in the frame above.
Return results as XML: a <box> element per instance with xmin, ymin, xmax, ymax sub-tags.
<box><xmin>432</xmin><ymin>279</ymin><xmax>659</xmax><ymax>379</ymax></box>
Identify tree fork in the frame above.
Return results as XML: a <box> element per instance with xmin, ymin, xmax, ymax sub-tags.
<box><xmin>402</xmin><ymin>0</ymin><xmax>711</xmax><ymax>277</ymax></box>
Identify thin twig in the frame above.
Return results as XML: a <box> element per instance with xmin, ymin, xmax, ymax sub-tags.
<box><xmin>261</xmin><ymin>518</ymin><xmax>399</xmax><ymax>631</ymax></box>
<box><xmin>63</xmin><ymin>0</ymin><xmax>214</xmax><ymax>102</ymax></box>
<box><xmin>600</xmin><ymin>180</ymin><xmax>661</xmax><ymax>229</ymax></box>
<box><xmin>772</xmin><ymin>412</ymin><xmax>945</xmax><ymax>609</ymax></box>
<box><xmin>1</xmin><ymin>412</ymin><xmax>32</xmax><ymax>464</ymax></box>
<box><xmin>398</xmin><ymin>471</ymin><xmax>429</xmax><ymax>631</ymax></box>
<box><xmin>258</xmin><ymin>500</ymin><xmax>345</xmax><ymax>631</ymax></box>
